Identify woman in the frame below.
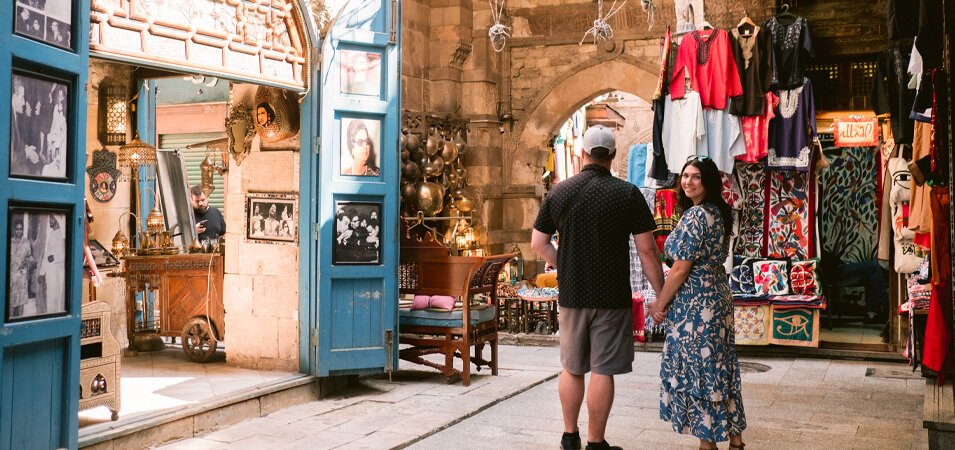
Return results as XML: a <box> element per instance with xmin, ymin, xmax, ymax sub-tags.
<box><xmin>343</xmin><ymin>119</ymin><xmax>380</xmax><ymax>176</ymax></box>
<box><xmin>649</xmin><ymin>157</ymin><xmax>746</xmax><ymax>450</ymax></box>
<box><xmin>10</xmin><ymin>219</ymin><xmax>36</xmax><ymax>317</ymax></box>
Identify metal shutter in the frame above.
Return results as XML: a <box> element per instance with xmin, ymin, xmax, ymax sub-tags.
<box><xmin>158</xmin><ymin>132</ymin><xmax>227</xmax><ymax>211</ymax></box>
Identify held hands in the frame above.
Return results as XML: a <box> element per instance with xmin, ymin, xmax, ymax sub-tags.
<box><xmin>648</xmin><ymin>300</ymin><xmax>668</xmax><ymax>325</ymax></box>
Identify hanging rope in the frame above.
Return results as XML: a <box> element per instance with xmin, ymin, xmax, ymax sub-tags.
<box><xmin>580</xmin><ymin>0</ymin><xmax>627</xmax><ymax>45</ymax></box>
<box><xmin>488</xmin><ymin>0</ymin><xmax>510</xmax><ymax>52</ymax></box>
<box><xmin>640</xmin><ymin>0</ymin><xmax>655</xmax><ymax>31</ymax></box>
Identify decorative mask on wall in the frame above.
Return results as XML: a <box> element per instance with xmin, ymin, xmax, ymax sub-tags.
<box><xmin>253</xmin><ymin>86</ymin><xmax>300</xmax><ymax>143</ymax></box>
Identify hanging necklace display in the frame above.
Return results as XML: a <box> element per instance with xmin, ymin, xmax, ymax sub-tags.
<box><xmin>580</xmin><ymin>0</ymin><xmax>627</xmax><ymax>45</ymax></box>
<box><xmin>640</xmin><ymin>0</ymin><xmax>655</xmax><ymax>31</ymax></box>
<box><xmin>488</xmin><ymin>0</ymin><xmax>509</xmax><ymax>52</ymax></box>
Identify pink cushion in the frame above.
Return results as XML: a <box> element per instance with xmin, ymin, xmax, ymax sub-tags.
<box><xmin>428</xmin><ymin>295</ymin><xmax>456</xmax><ymax>311</ymax></box>
<box><xmin>411</xmin><ymin>295</ymin><xmax>431</xmax><ymax>311</ymax></box>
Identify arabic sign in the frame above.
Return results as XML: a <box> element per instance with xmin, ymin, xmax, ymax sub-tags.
<box><xmin>833</xmin><ymin>117</ymin><xmax>879</xmax><ymax>148</ymax></box>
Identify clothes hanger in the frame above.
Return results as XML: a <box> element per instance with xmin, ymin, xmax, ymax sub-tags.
<box><xmin>777</xmin><ymin>3</ymin><xmax>796</xmax><ymax>20</ymax></box>
<box><xmin>698</xmin><ymin>20</ymin><xmax>714</xmax><ymax>31</ymax></box>
<box><xmin>737</xmin><ymin>10</ymin><xmax>757</xmax><ymax>36</ymax></box>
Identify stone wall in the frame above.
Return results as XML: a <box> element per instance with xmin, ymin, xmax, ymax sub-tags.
<box><xmin>221</xmin><ymin>84</ymin><xmax>300</xmax><ymax>372</ymax></box>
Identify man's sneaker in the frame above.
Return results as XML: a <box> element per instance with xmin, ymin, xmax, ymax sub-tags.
<box><xmin>560</xmin><ymin>431</ymin><xmax>581</xmax><ymax>450</ymax></box>
<box><xmin>585</xmin><ymin>440</ymin><xmax>623</xmax><ymax>450</ymax></box>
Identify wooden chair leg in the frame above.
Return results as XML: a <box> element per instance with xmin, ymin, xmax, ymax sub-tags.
<box><xmin>491</xmin><ymin>338</ymin><xmax>499</xmax><ymax>375</ymax></box>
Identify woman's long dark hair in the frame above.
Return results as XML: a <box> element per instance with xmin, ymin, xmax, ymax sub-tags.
<box><xmin>676</xmin><ymin>158</ymin><xmax>734</xmax><ymax>240</ymax></box>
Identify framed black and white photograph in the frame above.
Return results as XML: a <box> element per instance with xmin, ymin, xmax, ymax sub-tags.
<box><xmin>85</xmin><ymin>239</ymin><xmax>119</xmax><ymax>269</ymax></box>
<box><xmin>333</xmin><ymin>201</ymin><xmax>381</xmax><ymax>265</ymax></box>
<box><xmin>341</xmin><ymin>49</ymin><xmax>381</xmax><ymax>97</ymax></box>
<box><xmin>7</xmin><ymin>207</ymin><xmax>69</xmax><ymax>322</ymax></box>
<box><xmin>340</xmin><ymin>117</ymin><xmax>381</xmax><ymax>177</ymax></box>
<box><xmin>15</xmin><ymin>0</ymin><xmax>73</xmax><ymax>50</ymax></box>
<box><xmin>10</xmin><ymin>73</ymin><xmax>70</xmax><ymax>180</ymax></box>
<box><xmin>245</xmin><ymin>193</ymin><xmax>298</xmax><ymax>244</ymax></box>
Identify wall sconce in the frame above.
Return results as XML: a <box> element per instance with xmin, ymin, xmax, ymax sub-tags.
<box><xmin>99</xmin><ymin>82</ymin><xmax>128</xmax><ymax>145</ymax></box>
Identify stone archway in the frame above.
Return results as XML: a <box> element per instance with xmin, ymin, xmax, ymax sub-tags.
<box><xmin>503</xmin><ymin>56</ymin><xmax>659</xmax><ymax>186</ymax></box>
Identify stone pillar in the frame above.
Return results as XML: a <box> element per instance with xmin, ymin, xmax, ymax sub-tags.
<box><xmin>428</xmin><ymin>0</ymin><xmax>472</xmax><ymax>114</ymax></box>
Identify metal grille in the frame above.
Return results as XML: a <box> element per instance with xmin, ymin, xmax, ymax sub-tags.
<box><xmin>850</xmin><ymin>61</ymin><xmax>877</xmax><ymax>110</ymax></box>
<box><xmin>398</xmin><ymin>261</ymin><xmax>418</xmax><ymax>290</ymax></box>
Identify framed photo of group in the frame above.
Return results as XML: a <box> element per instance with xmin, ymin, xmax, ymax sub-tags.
<box><xmin>9</xmin><ymin>71</ymin><xmax>71</xmax><ymax>181</ymax></box>
<box><xmin>14</xmin><ymin>0</ymin><xmax>73</xmax><ymax>50</ymax></box>
<box><xmin>7</xmin><ymin>206</ymin><xmax>69</xmax><ymax>322</ymax></box>
<box><xmin>340</xmin><ymin>117</ymin><xmax>381</xmax><ymax>177</ymax></box>
<box><xmin>333</xmin><ymin>201</ymin><xmax>382</xmax><ymax>265</ymax></box>
<box><xmin>245</xmin><ymin>193</ymin><xmax>298</xmax><ymax>245</ymax></box>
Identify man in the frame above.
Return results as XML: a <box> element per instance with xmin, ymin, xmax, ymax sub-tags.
<box><xmin>39</xmin><ymin>214</ymin><xmax>66</xmax><ymax>315</ymax></box>
<box><xmin>192</xmin><ymin>185</ymin><xmax>225</xmax><ymax>242</ymax></box>
<box><xmin>531</xmin><ymin>125</ymin><xmax>664</xmax><ymax>450</ymax></box>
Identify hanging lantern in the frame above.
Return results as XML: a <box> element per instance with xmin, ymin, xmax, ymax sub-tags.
<box><xmin>117</xmin><ymin>132</ymin><xmax>157</xmax><ymax>170</ymax></box>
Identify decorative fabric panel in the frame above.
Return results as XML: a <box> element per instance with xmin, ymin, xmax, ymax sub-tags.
<box><xmin>789</xmin><ymin>258</ymin><xmax>821</xmax><ymax>296</ymax></box>
<box><xmin>769</xmin><ymin>306</ymin><xmax>820</xmax><ymax>347</ymax></box>
<box><xmin>730</xmin><ymin>256</ymin><xmax>757</xmax><ymax>295</ymax></box>
<box><xmin>753</xmin><ymin>259</ymin><xmax>789</xmax><ymax>296</ymax></box>
<box><xmin>734</xmin><ymin>162</ymin><xmax>765</xmax><ymax>257</ymax></box>
<box><xmin>734</xmin><ymin>305</ymin><xmax>770</xmax><ymax>345</ymax></box>
<box><xmin>818</xmin><ymin>147</ymin><xmax>878</xmax><ymax>263</ymax></box>
<box><xmin>767</xmin><ymin>170</ymin><xmax>812</xmax><ymax>260</ymax></box>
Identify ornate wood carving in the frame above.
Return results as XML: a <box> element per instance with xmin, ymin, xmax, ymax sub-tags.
<box><xmin>90</xmin><ymin>0</ymin><xmax>308</xmax><ymax>90</ymax></box>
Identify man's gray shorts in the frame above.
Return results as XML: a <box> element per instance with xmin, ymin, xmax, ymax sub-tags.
<box><xmin>559</xmin><ymin>306</ymin><xmax>634</xmax><ymax>376</ymax></box>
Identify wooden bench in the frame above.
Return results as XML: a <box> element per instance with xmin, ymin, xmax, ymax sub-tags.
<box><xmin>398</xmin><ymin>230</ymin><xmax>514</xmax><ymax>386</ymax></box>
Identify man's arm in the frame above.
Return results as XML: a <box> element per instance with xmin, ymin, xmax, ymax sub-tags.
<box><xmin>531</xmin><ymin>229</ymin><xmax>557</xmax><ymax>270</ymax></box>
<box><xmin>634</xmin><ymin>231</ymin><xmax>664</xmax><ymax>295</ymax></box>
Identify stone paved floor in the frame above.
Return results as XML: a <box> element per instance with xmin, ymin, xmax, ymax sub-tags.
<box><xmin>157</xmin><ymin>346</ymin><xmax>927</xmax><ymax>450</ymax></box>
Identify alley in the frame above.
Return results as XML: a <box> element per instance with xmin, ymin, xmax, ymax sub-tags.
<box><xmin>157</xmin><ymin>345</ymin><xmax>927</xmax><ymax>450</ymax></box>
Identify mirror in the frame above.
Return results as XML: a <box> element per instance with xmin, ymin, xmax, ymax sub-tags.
<box><xmin>155</xmin><ymin>149</ymin><xmax>197</xmax><ymax>248</ymax></box>
<box><xmin>226</xmin><ymin>102</ymin><xmax>256</xmax><ymax>166</ymax></box>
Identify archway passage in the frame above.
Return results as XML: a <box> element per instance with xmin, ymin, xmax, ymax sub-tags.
<box><xmin>506</xmin><ymin>57</ymin><xmax>658</xmax><ymax>186</ymax></box>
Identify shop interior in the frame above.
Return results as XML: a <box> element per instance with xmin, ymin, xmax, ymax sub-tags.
<box><xmin>77</xmin><ymin>63</ymin><xmax>303</xmax><ymax>431</ymax></box>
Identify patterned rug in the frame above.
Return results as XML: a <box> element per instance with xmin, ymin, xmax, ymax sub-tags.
<box><xmin>734</xmin><ymin>162</ymin><xmax>766</xmax><ymax>257</ymax></box>
<box><xmin>766</xmin><ymin>170</ymin><xmax>813</xmax><ymax>260</ymax></box>
<box><xmin>818</xmin><ymin>146</ymin><xmax>879</xmax><ymax>263</ymax></box>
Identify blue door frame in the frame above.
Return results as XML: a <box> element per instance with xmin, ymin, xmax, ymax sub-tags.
<box><xmin>310</xmin><ymin>0</ymin><xmax>401</xmax><ymax>376</ymax></box>
<box><xmin>0</xmin><ymin>0</ymin><xmax>91</xmax><ymax>447</ymax></box>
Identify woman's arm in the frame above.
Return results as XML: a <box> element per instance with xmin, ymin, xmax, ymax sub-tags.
<box><xmin>648</xmin><ymin>259</ymin><xmax>693</xmax><ymax>323</ymax></box>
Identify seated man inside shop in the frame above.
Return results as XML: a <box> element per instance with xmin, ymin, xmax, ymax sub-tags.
<box><xmin>821</xmin><ymin>250</ymin><xmax>888</xmax><ymax>324</ymax></box>
<box><xmin>191</xmin><ymin>185</ymin><xmax>225</xmax><ymax>243</ymax></box>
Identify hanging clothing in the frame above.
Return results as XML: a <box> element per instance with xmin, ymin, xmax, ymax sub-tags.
<box><xmin>916</xmin><ymin>0</ymin><xmax>943</xmax><ymax>70</ymax></box>
<box><xmin>739</xmin><ymin>92</ymin><xmax>778</xmax><ymax>163</ymax></box>
<box><xmin>654</xmin><ymin>188</ymin><xmax>679</xmax><ymax>252</ymax></box>
<box><xmin>702</xmin><ymin>104</ymin><xmax>746</xmax><ymax>174</ymax></box>
<box><xmin>923</xmin><ymin>187</ymin><xmax>951</xmax><ymax>384</ymax></box>
<box><xmin>653</xmin><ymin>27</ymin><xmax>673</xmax><ymax>101</ymax></box>
<box><xmin>670</xmin><ymin>29</ymin><xmax>743</xmax><ymax>110</ymax></box>
<box><xmin>662</xmin><ymin>92</ymin><xmax>707</xmax><ymax>172</ymax></box>
<box><xmin>649</xmin><ymin>98</ymin><xmax>671</xmax><ymax>180</ymax></box>
<box><xmin>871</xmin><ymin>46</ymin><xmax>916</xmax><ymax>145</ymax></box>
<box><xmin>763</xmin><ymin>15</ymin><xmax>814</xmax><ymax>90</ymax></box>
<box><xmin>729</xmin><ymin>25</ymin><xmax>774</xmax><ymax>117</ymax></box>
<box><xmin>767</xmin><ymin>78</ymin><xmax>816</xmax><ymax>171</ymax></box>
<box><xmin>627</xmin><ymin>143</ymin><xmax>649</xmax><ymax>187</ymax></box>
<box><xmin>908</xmin><ymin>122</ymin><xmax>933</xmax><ymax>234</ymax></box>
<box><xmin>766</xmin><ymin>170</ymin><xmax>813</xmax><ymax>260</ymax></box>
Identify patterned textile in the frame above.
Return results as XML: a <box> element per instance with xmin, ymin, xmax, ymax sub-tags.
<box><xmin>734</xmin><ymin>305</ymin><xmax>770</xmax><ymax>345</ymax></box>
<box><xmin>769</xmin><ymin>307</ymin><xmax>820</xmax><ymax>347</ymax></box>
<box><xmin>730</xmin><ymin>256</ymin><xmax>757</xmax><ymax>295</ymax></box>
<box><xmin>789</xmin><ymin>258</ymin><xmax>821</xmax><ymax>296</ymax></box>
<box><xmin>818</xmin><ymin>147</ymin><xmax>879</xmax><ymax>263</ymax></box>
<box><xmin>766</xmin><ymin>170</ymin><xmax>812</xmax><ymax>260</ymax></box>
<box><xmin>768</xmin><ymin>295</ymin><xmax>825</xmax><ymax>307</ymax></box>
<box><xmin>654</xmin><ymin>188</ymin><xmax>680</xmax><ymax>251</ymax></box>
<box><xmin>629</xmin><ymin>188</ymin><xmax>659</xmax><ymax>292</ymax></box>
<box><xmin>660</xmin><ymin>204</ymin><xmax>746</xmax><ymax>442</ymax></box>
<box><xmin>753</xmin><ymin>260</ymin><xmax>789</xmax><ymax>296</ymax></box>
<box><xmin>734</xmin><ymin>162</ymin><xmax>765</xmax><ymax>257</ymax></box>
<box><xmin>721</xmin><ymin>172</ymin><xmax>743</xmax><ymax>210</ymax></box>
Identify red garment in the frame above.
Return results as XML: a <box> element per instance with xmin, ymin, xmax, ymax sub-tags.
<box><xmin>632</xmin><ymin>292</ymin><xmax>646</xmax><ymax>343</ymax></box>
<box><xmin>923</xmin><ymin>187</ymin><xmax>951</xmax><ymax>383</ymax></box>
<box><xmin>739</xmin><ymin>92</ymin><xmax>778</xmax><ymax>162</ymax></box>
<box><xmin>670</xmin><ymin>29</ymin><xmax>743</xmax><ymax>110</ymax></box>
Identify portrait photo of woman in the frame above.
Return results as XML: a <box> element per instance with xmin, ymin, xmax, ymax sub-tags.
<box><xmin>340</xmin><ymin>118</ymin><xmax>381</xmax><ymax>177</ymax></box>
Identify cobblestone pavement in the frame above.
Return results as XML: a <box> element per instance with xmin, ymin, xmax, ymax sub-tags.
<box><xmin>158</xmin><ymin>345</ymin><xmax>927</xmax><ymax>450</ymax></box>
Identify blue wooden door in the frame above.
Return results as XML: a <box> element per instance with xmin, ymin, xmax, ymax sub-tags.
<box><xmin>315</xmin><ymin>1</ymin><xmax>401</xmax><ymax>375</ymax></box>
<box><xmin>0</xmin><ymin>0</ymin><xmax>90</xmax><ymax>448</ymax></box>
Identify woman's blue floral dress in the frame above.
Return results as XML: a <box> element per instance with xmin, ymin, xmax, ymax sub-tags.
<box><xmin>659</xmin><ymin>203</ymin><xmax>746</xmax><ymax>442</ymax></box>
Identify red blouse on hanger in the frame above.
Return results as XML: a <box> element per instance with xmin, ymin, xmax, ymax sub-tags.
<box><xmin>671</xmin><ymin>29</ymin><xmax>743</xmax><ymax>110</ymax></box>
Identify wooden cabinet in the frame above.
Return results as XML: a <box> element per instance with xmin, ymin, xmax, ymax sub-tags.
<box><xmin>80</xmin><ymin>301</ymin><xmax>121</xmax><ymax>420</ymax></box>
<box><xmin>122</xmin><ymin>254</ymin><xmax>225</xmax><ymax>362</ymax></box>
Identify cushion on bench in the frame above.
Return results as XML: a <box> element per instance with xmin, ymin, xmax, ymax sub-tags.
<box><xmin>399</xmin><ymin>305</ymin><xmax>497</xmax><ymax>327</ymax></box>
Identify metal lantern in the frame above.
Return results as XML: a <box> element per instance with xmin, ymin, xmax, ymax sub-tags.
<box><xmin>117</xmin><ymin>132</ymin><xmax>157</xmax><ymax>170</ymax></box>
<box><xmin>99</xmin><ymin>82</ymin><xmax>128</xmax><ymax>145</ymax></box>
